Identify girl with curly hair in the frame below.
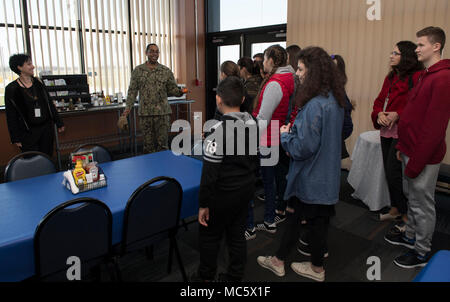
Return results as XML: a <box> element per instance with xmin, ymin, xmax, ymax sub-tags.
<box><xmin>257</xmin><ymin>47</ymin><xmax>346</xmax><ymax>282</ymax></box>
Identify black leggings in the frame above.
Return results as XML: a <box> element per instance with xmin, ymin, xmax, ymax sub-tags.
<box><xmin>276</xmin><ymin>198</ymin><xmax>330</xmax><ymax>267</ymax></box>
<box><xmin>380</xmin><ymin>137</ymin><xmax>408</xmax><ymax>214</ymax></box>
<box><xmin>21</xmin><ymin>122</ymin><xmax>55</xmax><ymax>157</ymax></box>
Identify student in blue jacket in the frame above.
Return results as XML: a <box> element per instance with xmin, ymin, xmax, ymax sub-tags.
<box><xmin>257</xmin><ymin>47</ymin><xmax>346</xmax><ymax>282</ymax></box>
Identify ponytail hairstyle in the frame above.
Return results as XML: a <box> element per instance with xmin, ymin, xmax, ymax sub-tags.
<box><xmin>331</xmin><ymin>54</ymin><xmax>347</xmax><ymax>85</ymax></box>
<box><xmin>286</xmin><ymin>45</ymin><xmax>302</xmax><ymax>70</ymax></box>
<box><xmin>220</xmin><ymin>61</ymin><xmax>240</xmax><ymax>78</ymax></box>
<box><xmin>253</xmin><ymin>44</ymin><xmax>288</xmax><ymax>110</ymax></box>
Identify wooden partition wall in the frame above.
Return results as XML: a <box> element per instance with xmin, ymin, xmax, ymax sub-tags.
<box><xmin>287</xmin><ymin>0</ymin><xmax>450</xmax><ymax>165</ymax></box>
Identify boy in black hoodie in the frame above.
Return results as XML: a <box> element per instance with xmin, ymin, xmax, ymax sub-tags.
<box><xmin>196</xmin><ymin>76</ymin><xmax>259</xmax><ymax>282</ymax></box>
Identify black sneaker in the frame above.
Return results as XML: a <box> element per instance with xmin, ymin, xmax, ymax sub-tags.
<box><xmin>245</xmin><ymin>228</ymin><xmax>256</xmax><ymax>241</ymax></box>
<box><xmin>299</xmin><ymin>233</ymin><xmax>309</xmax><ymax>246</ymax></box>
<box><xmin>384</xmin><ymin>232</ymin><xmax>415</xmax><ymax>249</ymax></box>
<box><xmin>394</xmin><ymin>250</ymin><xmax>430</xmax><ymax>269</ymax></box>
<box><xmin>274</xmin><ymin>213</ymin><xmax>286</xmax><ymax>225</ymax></box>
<box><xmin>297</xmin><ymin>241</ymin><xmax>329</xmax><ymax>258</ymax></box>
<box><xmin>387</xmin><ymin>221</ymin><xmax>406</xmax><ymax>237</ymax></box>
<box><xmin>255</xmin><ymin>221</ymin><xmax>277</xmax><ymax>234</ymax></box>
<box><xmin>256</xmin><ymin>193</ymin><xmax>265</xmax><ymax>202</ymax></box>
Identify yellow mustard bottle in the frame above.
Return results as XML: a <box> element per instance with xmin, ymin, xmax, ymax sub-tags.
<box><xmin>72</xmin><ymin>160</ymin><xmax>87</xmax><ymax>186</ymax></box>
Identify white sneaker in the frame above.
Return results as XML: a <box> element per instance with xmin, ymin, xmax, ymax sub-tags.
<box><xmin>255</xmin><ymin>221</ymin><xmax>277</xmax><ymax>234</ymax></box>
<box><xmin>290</xmin><ymin>262</ymin><xmax>325</xmax><ymax>282</ymax></box>
<box><xmin>245</xmin><ymin>228</ymin><xmax>256</xmax><ymax>241</ymax></box>
<box><xmin>257</xmin><ymin>256</ymin><xmax>285</xmax><ymax>277</ymax></box>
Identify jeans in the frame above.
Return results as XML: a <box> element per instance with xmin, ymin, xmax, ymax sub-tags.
<box><xmin>247</xmin><ymin>200</ymin><xmax>255</xmax><ymax>230</ymax></box>
<box><xmin>275</xmin><ymin>149</ymin><xmax>290</xmax><ymax>212</ymax></box>
<box><xmin>261</xmin><ymin>164</ymin><xmax>276</xmax><ymax>224</ymax></box>
<box><xmin>276</xmin><ymin>198</ymin><xmax>330</xmax><ymax>267</ymax></box>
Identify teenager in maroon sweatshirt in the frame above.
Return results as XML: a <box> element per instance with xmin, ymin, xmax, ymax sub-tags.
<box><xmin>388</xmin><ymin>27</ymin><xmax>450</xmax><ymax>269</ymax></box>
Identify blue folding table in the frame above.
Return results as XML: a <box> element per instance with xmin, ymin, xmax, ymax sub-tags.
<box><xmin>0</xmin><ymin>151</ymin><xmax>202</xmax><ymax>282</ymax></box>
<box><xmin>414</xmin><ymin>250</ymin><xmax>450</xmax><ymax>282</ymax></box>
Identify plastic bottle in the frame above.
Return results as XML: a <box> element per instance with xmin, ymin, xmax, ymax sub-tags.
<box><xmin>72</xmin><ymin>160</ymin><xmax>87</xmax><ymax>186</ymax></box>
<box><xmin>68</xmin><ymin>98</ymin><xmax>74</xmax><ymax>111</ymax></box>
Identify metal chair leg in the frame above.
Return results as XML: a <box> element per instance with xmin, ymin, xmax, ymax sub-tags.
<box><xmin>145</xmin><ymin>245</ymin><xmax>154</xmax><ymax>260</ymax></box>
<box><xmin>173</xmin><ymin>237</ymin><xmax>187</xmax><ymax>282</ymax></box>
<box><xmin>167</xmin><ymin>238</ymin><xmax>174</xmax><ymax>274</ymax></box>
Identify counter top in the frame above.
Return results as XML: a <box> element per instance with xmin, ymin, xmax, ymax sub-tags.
<box><xmin>57</xmin><ymin>98</ymin><xmax>194</xmax><ymax>116</ymax></box>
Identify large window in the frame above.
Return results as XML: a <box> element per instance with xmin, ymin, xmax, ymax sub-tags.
<box><xmin>27</xmin><ymin>0</ymin><xmax>81</xmax><ymax>77</ymax></box>
<box><xmin>0</xmin><ymin>0</ymin><xmax>24</xmax><ymax>106</ymax></box>
<box><xmin>0</xmin><ymin>0</ymin><xmax>175</xmax><ymax>106</ymax></box>
<box><xmin>252</xmin><ymin>41</ymin><xmax>286</xmax><ymax>57</ymax></box>
<box><xmin>82</xmin><ymin>0</ymin><xmax>130</xmax><ymax>95</ymax></box>
<box><xmin>208</xmin><ymin>0</ymin><xmax>287</xmax><ymax>32</ymax></box>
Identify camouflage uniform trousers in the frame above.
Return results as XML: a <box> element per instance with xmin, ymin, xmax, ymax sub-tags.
<box><xmin>139</xmin><ymin>114</ymin><xmax>171</xmax><ymax>154</ymax></box>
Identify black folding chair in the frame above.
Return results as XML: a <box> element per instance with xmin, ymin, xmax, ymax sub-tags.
<box><xmin>4</xmin><ymin>151</ymin><xmax>57</xmax><ymax>182</ymax></box>
<box><xmin>117</xmin><ymin>176</ymin><xmax>187</xmax><ymax>281</ymax></box>
<box><xmin>74</xmin><ymin>144</ymin><xmax>113</xmax><ymax>164</ymax></box>
<box><xmin>34</xmin><ymin>198</ymin><xmax>114</xmax><ymax>281</ymax></box>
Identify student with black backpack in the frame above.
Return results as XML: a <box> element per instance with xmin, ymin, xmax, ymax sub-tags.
<box><xmin>370</xmin><ymin>41</ymin><xmax>424</xmax><ymax>232</ymax></box>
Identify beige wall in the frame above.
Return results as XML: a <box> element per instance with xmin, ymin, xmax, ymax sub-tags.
<box><xmin>287</xmin><ymin>0</ymin><xmax>450</xmax><ymax>165</ymax></box>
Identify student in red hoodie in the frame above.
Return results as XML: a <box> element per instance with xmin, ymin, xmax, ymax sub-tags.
<box><xmin>389</xmin><ymin>27</ymin><xmax>450</xmax><ymax>269</ymax></box>
<box><xmin>371</xmin><ymin>41</ymin><xmax>423</xmax><ymax>227</ymax></box>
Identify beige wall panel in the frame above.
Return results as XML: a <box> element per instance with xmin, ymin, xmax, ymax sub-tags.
<box><xmin>287</xmin><ymin>0</ymin><xmax>450</xmax><ymax>164</ymax></box>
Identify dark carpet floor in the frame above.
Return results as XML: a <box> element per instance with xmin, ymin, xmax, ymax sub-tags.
<box><xmin>110</xmin><ymin>170</ymin><xmax>450</xmax><ymax>282</ymax></box>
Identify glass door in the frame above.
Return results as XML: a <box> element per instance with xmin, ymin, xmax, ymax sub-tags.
<box><xmin>251</xmin><ymin>42</ymin><xmax>287</xmax><ymax>57</ymax></box>
<box><xmin>205</xmin><ymin>24</ymin><xmax>286</xmax><ymax>120</ymax></box>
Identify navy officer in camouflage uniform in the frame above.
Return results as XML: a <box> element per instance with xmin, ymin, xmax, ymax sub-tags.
<box><xmin>122</xmin><ymin>43</ymin><xmax>184</xmax><ymax>154</ymax></box>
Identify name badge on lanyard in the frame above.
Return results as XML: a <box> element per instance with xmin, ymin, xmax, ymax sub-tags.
<box><xmin>34</xmin><ymin>103</ymin><xmax>41</xmax><ymax>118</ymax></box>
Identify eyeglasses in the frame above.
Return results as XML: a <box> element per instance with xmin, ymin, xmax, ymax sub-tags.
<box><xmin>390</xmin><ymin>51</ymin><xmax>401</xmax><ymax>56</ymax></box>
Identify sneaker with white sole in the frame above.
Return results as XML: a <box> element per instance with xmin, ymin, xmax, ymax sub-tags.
<box><xmin>291</xmin><ymin>262</ymin><xmax>325</xmax><ymax>282</ymax></box>
<box><xmin>385</xmin><ymin>221</ymin><xmax>406</xmax><ymax>239</ymax></box>
<box><xmin>394</xmin><ymin>250</ymin><xmax>430</xmax><ymax>269</ymax></box>
<box><xmin>255</xmin><ymin>221</ymin><xmax>277</xmax><ymax>234</ymax></box>
<box><xmin>257</xmin><ymin>256</ymin><xmax>285</xmax><ymax>277</ymax></box>
<box><xmin>299</xmin><ymin>234</ymin><xmax>309</xmax><ymax>246</ymax></box>
<box><xmin>274</xmin><ymin>214</ymin><xmax>286</xmax><ymax>225</ymax></box>
<box><xmin>256</xmin><ymin>193</ymin><xmax>265</xmax><ymax>202</ymax></box>
<box><xmin>245</xmin><ymin>228</ymin><xmax>256</xmax><ymax>241</ymax></box>
<box><xmin>384</xmin><ymin>233</ymin><xmax>415</xmax><ymax>249</ymax></box>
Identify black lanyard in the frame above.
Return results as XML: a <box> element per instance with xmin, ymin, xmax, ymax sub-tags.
<box><xmin>383</xmin><ymin>78</ymin><xmax>400</xmax><ymax>111</ymax></box>
<box><xmin>18</xmin><ymin>78</ymin><xmax>40</xmax><ymax>108</ymax></box>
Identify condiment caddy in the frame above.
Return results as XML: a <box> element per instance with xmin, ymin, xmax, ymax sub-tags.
<box><xmin>62</xmin><ymin>150</ymin><xmax>107</xmax><ymax>194</ymax></box>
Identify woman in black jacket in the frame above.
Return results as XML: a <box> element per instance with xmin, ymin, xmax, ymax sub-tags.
<box><xmin>5</xmin><ymin>54</ymin><xmax>64</xmax><ymax>157</ymax></box>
